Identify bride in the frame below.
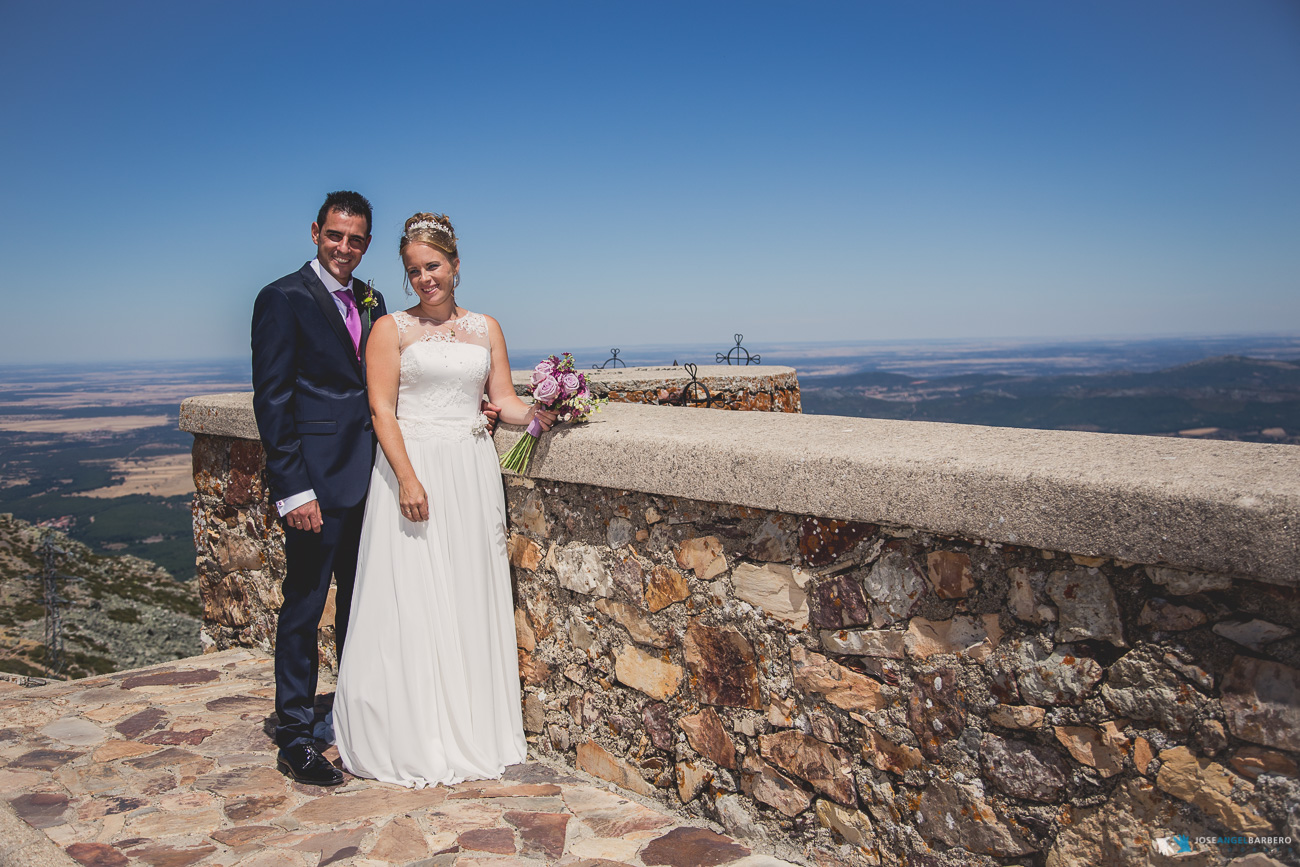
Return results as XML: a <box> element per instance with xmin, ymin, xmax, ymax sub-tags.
<box><xmin>334</xmin><ymin>212</ymin><xmax>556</xmax><ymax>787</ymax></box>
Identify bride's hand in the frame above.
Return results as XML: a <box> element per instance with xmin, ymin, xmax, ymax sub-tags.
<box><xmin>530</xmin><ymin>405</ymin><xmax>560</xmax><ymax>432</ymax></box>
<box><xmin>399</xmin><ymin>478</ymin><xmax>429</xmax><ymax>522</ymax></box>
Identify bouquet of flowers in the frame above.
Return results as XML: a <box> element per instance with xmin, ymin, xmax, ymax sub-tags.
<box><xmin>499</xmin><ymin>353</ymin><xmax>606</xmax><ymax>473</ymax></box>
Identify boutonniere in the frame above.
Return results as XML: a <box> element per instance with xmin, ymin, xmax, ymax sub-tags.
<box><xmin>359</xmin><ymin>280</ymin><xmax>379</xmax><ymax>325</ymax></box>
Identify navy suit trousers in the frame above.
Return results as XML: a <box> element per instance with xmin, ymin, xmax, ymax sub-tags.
<box><xmin>274</xmin><ymin>502</ymin><xmax>365</xmax><ymax>750</ymax></box>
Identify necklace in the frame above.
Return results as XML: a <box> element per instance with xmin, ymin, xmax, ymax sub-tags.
<box><xmin>408</xmin><ymin>304</ymin><xmax>461</xmax><ymax>341</ymax></box>
<box><xmin>411</xmin><ymin>303</ymin><xmax>460</xmax><ymax>326</ymax></box>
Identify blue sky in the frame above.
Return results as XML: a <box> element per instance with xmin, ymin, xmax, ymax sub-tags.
<box><xmin>2</xmin><ymin>1</ymin><xmax>1297</xmax><ymax>364</ymax></box>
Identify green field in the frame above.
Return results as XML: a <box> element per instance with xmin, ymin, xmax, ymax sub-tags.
<box><xmin>0</xmin><ymin>423</ymin><xmax>197</xmax><ymax>581</ymax></box>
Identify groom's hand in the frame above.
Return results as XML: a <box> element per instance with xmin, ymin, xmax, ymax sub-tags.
<box><xmin>481</xmin><ymin>400</ymin><xmax>501</xmax><ymax>434</ymax></box>
<box><xmin>286</xmin><ymin>500</ymin><xmax>323</xmax><ymax>533</ymax></box>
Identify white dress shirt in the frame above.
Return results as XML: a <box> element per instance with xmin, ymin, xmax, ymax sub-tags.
<box><xmin>275</xmin><ymin>258</ymin><xmax>358</xmax><ymax>517</ymax></box>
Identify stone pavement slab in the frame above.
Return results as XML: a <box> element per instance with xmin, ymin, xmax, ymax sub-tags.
<box><xmin>0</xmin><ymin>651</ymin><xmax>798</xmax><ymax>867</ymax></box>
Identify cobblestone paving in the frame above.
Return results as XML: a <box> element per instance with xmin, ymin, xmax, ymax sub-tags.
<box><xmin>0</xmin><ymin>650</ymin><xmax>795</xmax><ymax>867</ymax></box>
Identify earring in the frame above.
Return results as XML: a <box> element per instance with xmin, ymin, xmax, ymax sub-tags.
<box><xmin>453</xmin><ymin>272</ymin><xmax>461</xmax><ymax>289</ymax></box>
<box><xmin>403</xmin><ymin>274</ymin><xmax>413</xmax><ymax>296</ymax></box>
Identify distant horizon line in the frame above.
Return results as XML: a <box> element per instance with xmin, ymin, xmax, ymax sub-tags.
<box><xmin>2</xmin><ymin>330</ymin><xmax>1299</xmax><ymax>369</ymax></box>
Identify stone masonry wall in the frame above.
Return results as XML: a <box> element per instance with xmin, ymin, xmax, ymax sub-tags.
<box><xmin>190</xmin><ymin>434</ymin><xmax>299</xmax><ymax>660</ymax></box>
<box><xmin>514</xmin><ymin>365</ymin><xmax>802</xmax><ymax>413</ymax></box>
<box><xmin>504</xmin><ymin>477</ymin><xmax>1300</xmax><ymax>867</ymax></box>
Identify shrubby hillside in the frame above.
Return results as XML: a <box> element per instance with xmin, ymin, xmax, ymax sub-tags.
<box><xmin>0</xmin><ymin>512</ymin><xmax>201</xmax><ymax>679</ymax></box>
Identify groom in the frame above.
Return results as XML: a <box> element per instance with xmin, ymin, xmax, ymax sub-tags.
<box><xmin>251</xmin><ymin>191</ymin><xmax>385</xmax><ymax>786</ymax></box>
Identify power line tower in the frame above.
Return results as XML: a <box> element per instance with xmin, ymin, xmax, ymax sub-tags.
<box><xmin>31</xmin><ymin>534</ymin><xmax>81</xmax><ymax>678</ymax></box>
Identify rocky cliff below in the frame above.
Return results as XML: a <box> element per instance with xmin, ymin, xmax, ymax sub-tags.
<box><xmin>0</xmin><ymin>512</ymin><xmax>201</xmax><ymax>679</ymax></box>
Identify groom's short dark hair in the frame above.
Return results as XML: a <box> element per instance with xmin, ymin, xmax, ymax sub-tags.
<box><xmin>317</xmin><ymin>191</ymin><xmax>373</xmax><ymax>237</ymax></box>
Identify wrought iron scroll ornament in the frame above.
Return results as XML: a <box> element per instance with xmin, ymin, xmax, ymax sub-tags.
<box><xmin>592</xmin><ymin>348</ymin><xmax>627</xmax><ymax>370</ymax></box>
<box><xmin>673</xmin><ymin>362</ymin><xmax>714</xmax><ymax>408</ymax></box>
<box><xmin>717</xmin><ymin>333</ymin><xmax>760</xmax><ymax>366</ymax></box>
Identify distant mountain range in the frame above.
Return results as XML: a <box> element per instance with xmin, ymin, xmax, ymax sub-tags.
<box><xmin>801</xmin><ymin>355</ymin><xmax>1300</xmax><ymax>443</ymax></box>
<box><xmin>522</xmin><ymin>333</ymin><xmax>1300</xmax><ymax>378</ymax></box>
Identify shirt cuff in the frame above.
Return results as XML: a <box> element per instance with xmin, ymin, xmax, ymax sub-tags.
<box><xmin>276</xmin><ymin>490</ymin><xmax>317</xmax><ymax>516</ymax></box>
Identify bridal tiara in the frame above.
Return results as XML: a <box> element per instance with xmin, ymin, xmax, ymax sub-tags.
<box><xmin>406</xmin><ymin>219</ymin><xmax>455</xmax><ymax>240</ymax></box>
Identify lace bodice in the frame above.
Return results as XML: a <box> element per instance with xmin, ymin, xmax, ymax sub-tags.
<box><xmin>391</xmin><ymin>310</ymin><xmax>493</xmax><ymax>440</ymax></box>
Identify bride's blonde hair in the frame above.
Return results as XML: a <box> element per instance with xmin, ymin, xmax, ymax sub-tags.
<box><xmin>400</xmin><ymin>212</ymin><xmax>458</xmax><ymax>260</ymax></box>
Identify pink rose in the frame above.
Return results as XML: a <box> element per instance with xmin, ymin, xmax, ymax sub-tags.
<box><xmin>560</xmin><ymin>372</ymin><xmax>581</xmax><ymax>395</ymax></box>
<box><xmin>533</xmin><ymin>375</ymin><xmax>561</xmax><ymax>405</ymax></box>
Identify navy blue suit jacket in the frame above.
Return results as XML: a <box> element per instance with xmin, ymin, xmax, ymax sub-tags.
<box><xmin>251</xmin><ymin>262</ymin><xmax>388</xmax><ymax>511</ymax></box>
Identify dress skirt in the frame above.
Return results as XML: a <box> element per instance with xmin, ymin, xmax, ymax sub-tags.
<box><xmin>334</xmin><ymin>420</ymin><xmax>526</xmax><ymax>787</ymax></box>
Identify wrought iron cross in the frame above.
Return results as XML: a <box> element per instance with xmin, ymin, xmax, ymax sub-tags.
<box><xmin>716</xmin><ymin>334</ymin><xmax>760</xmax><ymax>365</ymax></box>
<box><xmin>592</xmin><ymin>348</ymin><xmax>627</xmax><ymax>370</ymax></box>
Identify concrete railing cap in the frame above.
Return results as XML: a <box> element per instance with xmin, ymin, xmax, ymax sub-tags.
<box><xmin>180</xmin><ymin>394</ymin><xmax>1300</xmax><ymax>586</ymax></box>
<box><xmin>495</xmin><ymin>403</ymin><xmax>1300</xmax><ymax>587</ymax></box>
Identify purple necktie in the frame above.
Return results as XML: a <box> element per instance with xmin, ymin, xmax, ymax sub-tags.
<box><xmin>334</xmin><ymin>289</ymin><xmax>361</xmax><ymax>359</ymax></box>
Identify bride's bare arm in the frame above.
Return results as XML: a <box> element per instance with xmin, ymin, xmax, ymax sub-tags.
<box><xmin>482</xmin><ymin>315</ymin><xmax>558</xmax><ymax>429</ymax></box>
<box><xmin>365</xmin><ymin>316</ymin><xmax>429</xmax><ymax>522</ymax></box>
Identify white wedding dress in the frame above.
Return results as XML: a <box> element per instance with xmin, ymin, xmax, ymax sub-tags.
<box><xmin>334</xmin><ymin>309</ymin><xmax>525</xmax><ymax>787</ymax></box>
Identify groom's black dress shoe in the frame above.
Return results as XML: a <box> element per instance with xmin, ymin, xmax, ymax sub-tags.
<box><xmin>277</xmin><ymin>744</ymin><xmax>343</xmax><ymax>786</ymax></box>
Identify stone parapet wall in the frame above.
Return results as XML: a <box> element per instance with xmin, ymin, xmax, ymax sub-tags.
<box><xmin>190</xmin><ymin>433</ymin><xmax>293</xmax><ymax>658</ymax></box>
<box><xmin>493</xmin><ymin>404</ymin><xmax>1299</xmax><ymax>587</ymax></box>
<box><xmin>179</xmin><ymin>395</ymin><xmax>1300</xmax><ymax>865</ymax></box>
<box><xmin>512</xmin><ymin>365</ymin><xmax>801</xmax><ymax>413</ymax></box>
<box><xmin>504</xmin><ymin>479</ymin><xmax>1299</xmax><ymax>866</ymax></box>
